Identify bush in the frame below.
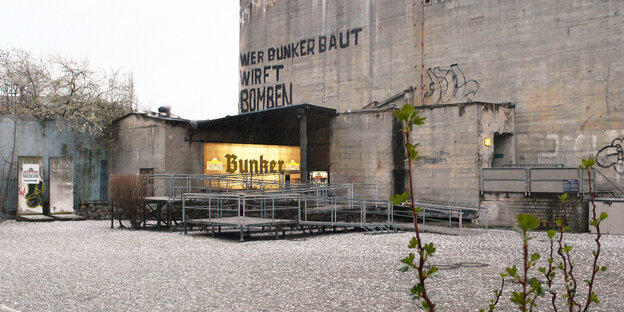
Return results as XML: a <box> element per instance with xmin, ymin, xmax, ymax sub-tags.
<box><xmin>111</xmin><ymin>175</ymin><xmax>147</xmax><ymax>229</ymax></box>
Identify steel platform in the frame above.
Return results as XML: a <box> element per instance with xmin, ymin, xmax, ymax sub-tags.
<box><xmin>185</xmin><ymin>216</ymin><xmax>297</xmax><ymax>241</ymax></box>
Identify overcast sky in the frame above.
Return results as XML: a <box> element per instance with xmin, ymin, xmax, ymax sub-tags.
<box><xmin>0</xmin><ymin>0</ymin><xmax>239</xmax><ymax>120</ymax></box>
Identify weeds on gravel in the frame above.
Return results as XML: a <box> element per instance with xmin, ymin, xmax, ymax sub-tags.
<box><xmin>483</xmin><ymin>213</ymin><xmax>548</xmax><ymax>312</ymax></box>
<box><xmin>391</xmin><ymin>104</ymin><xmax>436</xmax><ymax>311</ymax></box>
<box><xmin>391</xmin><ymin>104</ymin><xmax>607</xmax><ymax>312</ymax></box>
<box><xmin>483</xmin><ymin>158</ymin><xmax>607</xmax><ymax>312</ymax></box>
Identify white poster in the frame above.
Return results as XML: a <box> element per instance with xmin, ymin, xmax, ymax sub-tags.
<box><xmin>22</xmin><ymin>164</ymin><xmax>40</xmax><ymax>184</ymax></box>
<box><xmin>18</xmin><ymin>158</ymin><xmax>44</xmax><ymax>215</ymax></box>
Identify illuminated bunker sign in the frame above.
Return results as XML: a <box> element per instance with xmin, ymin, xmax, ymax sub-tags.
<box><xmin>203</xmin><ymin>143</ymin><xmax>300</xmax><ymax>175</ymax></box>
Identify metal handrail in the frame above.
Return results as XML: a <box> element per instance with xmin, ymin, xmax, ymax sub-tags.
<box><xmin>481</xmin><ymin>167</ymin><xmax>596</xmax><ymax>195</ymax></box>
<box><xmin>132</xmin><ymin>173</ymin><xmax>381</xmax><ymax>203</ymax></box>
<box><xmin>593</xmin><ymin>168</ymin><xmax>624</xmax><ymax>198</ymax></box>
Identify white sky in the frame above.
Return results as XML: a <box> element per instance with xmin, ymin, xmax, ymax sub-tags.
<box><xmin>0</xmin><ymin>0</ymin><xmax>239</xmax><ymax>120</ymax></box>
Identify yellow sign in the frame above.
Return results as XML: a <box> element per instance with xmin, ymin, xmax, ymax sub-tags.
<box><xmin>484</xmin><ymin>137</ymin><xmax>492</xmax><ymax>147</ymax></box>
<box><xmin>285</xmin><ymin>160</ymin><xmax>300</xmax><ymax>171</ymax></box>
<box><xmin>205</xmin><ymin>158</ymin><xmax>224</xmax><ymax>171</ymax></box>
<box><xmin>203</xmin><ymin>143</ymin><xmax>300</xmax><ymax>175</ymax></box>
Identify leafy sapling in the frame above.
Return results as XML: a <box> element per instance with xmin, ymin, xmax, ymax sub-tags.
<box><xmin>484</xmin><ymin>214</ymin><xmax>548</xmax><ymax>312</ymax></box>
<box><xmin>510</xmin><ymin>214</ymin><xmax>548</xmax><ymax>312</ymax></box>
<box><xmin>393</xmin><ymin>104</ymin><xmax>436</xmax><ymax>311</ymax></box>
<box><xmin>537</xmin><ymin>226</ymin><xmax>558</xmax><ymax>311</ymax></box>
<box><xmin>579</xmin><ymin>158</ymin><xmax>607</xmax><ymax>312</ymax></box>
<box><xmin>554</xmin><ymin>192</ymin><xmax>580</xmax><ymax>310</ymax></box>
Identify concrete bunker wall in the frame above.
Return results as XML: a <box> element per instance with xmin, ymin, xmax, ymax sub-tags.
<box><xmin>329</xmin><ymin>110</ymin><xmax>396</xmax><ymax>199</ymax></box>
<box><xmin>0</xmin><ymin>116</ymin><xmax>107</xmax><ymax>214</ymax></box>
<box><xmin>111</xmin><ymin>114</ymin><xmax>201</xmax><ymax>175</ymax></box>
<box><xmin>240</xmin><ymin>0</ymin><xmax>624</xmax><ymax>187</ymax></box>
<box><xmin>165</xmin><ymin>125</ymin><xmax>202</xmax><ymax>174</ymax></box>
<box><xmin>408</xmin><ymin>103</ymin><xmax>514</xmax><ymax>205</ymax></box>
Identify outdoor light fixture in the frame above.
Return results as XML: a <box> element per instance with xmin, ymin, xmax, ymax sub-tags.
<box><xmin>484</xmin><ymin>137</ymin><xmax>492</xmax><ymax>147</ymax></box>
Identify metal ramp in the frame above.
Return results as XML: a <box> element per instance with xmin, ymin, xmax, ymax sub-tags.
<box><xmin>362</xmin><ymin>222</ymin><xmax>405</xmax><ymax>234</ymax></box>
<box><xmin>182</xmin><ymin>193</ymin><xmax>300</xmax><ymax>241</ymax></box>
<box><xmin>393</xmin><ymin>200</ymin><xmax>487</xmax><ymax>236</ymax></box>
<box><xmin>110</xmin><ymin>173</ymin><xmax>490</xmax><ymax>239</ymax></box>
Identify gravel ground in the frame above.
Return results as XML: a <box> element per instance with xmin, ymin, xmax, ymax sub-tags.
<box><xmin>0</xmin><ymin>221</ymin><xmax>622</xmax><ymax>311</ymax></box>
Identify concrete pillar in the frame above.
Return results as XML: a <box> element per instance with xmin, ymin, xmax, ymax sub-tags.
<box><xmin>299</xmin><ymin>111</ymin><xmax>308</xmax><ymax>183</ymax></box>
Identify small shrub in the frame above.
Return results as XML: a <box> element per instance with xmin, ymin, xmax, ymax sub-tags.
<box><xmin>483</xmin><ymin>159</ymin><xmax>606</xmax><ymax>312</ymax></box>
<box><xmin>111</xmin><ymin>175</ymin><xmax>148</xmax><ymax>229</ymax></box>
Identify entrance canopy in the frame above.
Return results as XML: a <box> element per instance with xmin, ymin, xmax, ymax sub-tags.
<box><xmin>190</xmin><ymin>104</ymin><xmax>336</xmax><ymax>182</ymax></box>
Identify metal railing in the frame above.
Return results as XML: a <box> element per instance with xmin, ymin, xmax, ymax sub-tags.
<box><xmin>137</xmin><ymin>173</ymin><xmax>380</xmax><ymax>202</ymax></box>
<box><xmin>393</xmin><ymin>204</ymin><xmax>466</xmax><ymax>236</ymax></box>
<box><xmin>502</xmin><ymin>163</ymin><xmax>564</xmax><ymax>168</ymax></box>
<box><xmin>593</xmin><ymin>169</ymin><xmax>624</xmax><ymax>198</ymax></box>
<box><xmin>182</xmin><ymin>193</ymin><xmax>301</xmax><ymax>225</ymax></box>
<box><xmin>300</xmin><ymin>196</ymin><xmax>393</xmax><ymax>227</ymax></box>
<box><xmin>112</xmin><ymin>173</ymin><xmax>488</xmax><ymax>237</ymax></box>
<box><xmin>481</xmin><ymin>167</ymin><xmax>596</xmax><ymax>195</ymax></box>
<box><xmin>182</xmin><ymin>193</ymin><xmax>301</xmax><ymax>240</ymax></box>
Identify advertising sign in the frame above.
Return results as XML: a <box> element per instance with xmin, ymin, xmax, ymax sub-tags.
<box><xmin>202</xmin><ymin>143</ymin><xmax>300</xmax><ymax>175</ymax></box>
<box><xmin>22</xmin><ymin>164</ymin><xmax>40</xmax><ymax>184</ymax></box>
<box><xmin>18</xmin><ymin>157</ymin><xmax>44</xmax><ymax>215</ymax></box>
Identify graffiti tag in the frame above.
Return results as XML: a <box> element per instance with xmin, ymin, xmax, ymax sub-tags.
<box><xmin>25</xmin><ymin>181</ymin><xmax>44</xmax><ymax>208</ymax></box>
<box><xmin>596</xmin><ymin>137</ymin><xmax>624</xmax><ymax>174</ymax></box>
<box><xmin>424</xmin><ymin>64</ymin><xmax>479</xmax><ymax>104</ymax></box>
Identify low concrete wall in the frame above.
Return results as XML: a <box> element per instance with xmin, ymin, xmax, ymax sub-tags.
<box><xmin>481</xmin><ymin>193</ymin><xmax>588</xmax><ymax>232</ymax></box>
<box><xmin>75</xmin><ymin>201</ymin><xmax>111</xmax><ymax>220</ymax></box>
<box><xmin>0</xmin><ymin>116</ymin><xmax>107</xmax><ymax>215</ymax></box>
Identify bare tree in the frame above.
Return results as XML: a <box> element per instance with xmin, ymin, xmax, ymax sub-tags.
<box><xmin>0</xmin><ymin>48</ymin><xmax>135</xmax><ymax>214</ymax></box>
<box><xmin>1</xmin><ymin>48</ymin><xmax>134</xmax><ymax>141</ymax></box>
<box><xmin>0</xmin><ymin>49</ymin><xmax>50</xmax><ymax>116</ymax></box>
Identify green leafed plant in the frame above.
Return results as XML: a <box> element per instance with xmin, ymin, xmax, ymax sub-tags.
<box><xmin>393</xmin><ymin>103</ymin><xmax>607</xmax><ymax>311</ymax></box>
<box><xmin>393</xmin><ymin>103</ymin><xmax>435</xmax><ymax>311</ymax></box>
<box><xmin>484</xmin><ymin>158</ymin><xmax>606</xmax><ymax>312</ymax></box>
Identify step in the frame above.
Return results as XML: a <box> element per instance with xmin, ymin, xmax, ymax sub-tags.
<box><xmin>51</xmin><ymin>214</ymin><xmax>86</xmax><ymax>221</ymax></box>
<box><xmin>17</xmin><ymin>215</ymin><xmax>55</xmax><ymax>222</ymax></box>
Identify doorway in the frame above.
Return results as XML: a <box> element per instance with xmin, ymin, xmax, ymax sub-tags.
<box><xmin>492</xmin><ymin>133</ymin><xmax>514</xmax><ymax>167</ymax></box>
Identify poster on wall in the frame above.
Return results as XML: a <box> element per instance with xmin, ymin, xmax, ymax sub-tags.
<box><xmin>17</xmin><ymin>156</ymin><xmax>44</xmax><ymax>215</ymax></box>
<box><xmin>22</xmin><ymin>164</ymin><xmax>40</xmax><ymax>183</ymax></box>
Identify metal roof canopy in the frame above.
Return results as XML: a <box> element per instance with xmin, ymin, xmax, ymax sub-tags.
<box><xmin>189</xmin><ymin>104</ymin><xmax>337</xmax><ymax>182</ymax></box>
<box><xmin>190</xmin><ymin>103</ymin><xmax>336</xmax><ymax>145</ymax></box>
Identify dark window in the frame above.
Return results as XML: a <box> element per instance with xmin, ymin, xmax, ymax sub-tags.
<box><xmin>139</xmin><ymin>168</ymin><xmax>155</xmax><ymax>196</ymax></box>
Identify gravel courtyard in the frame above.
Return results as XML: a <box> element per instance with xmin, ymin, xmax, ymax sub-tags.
<box><xmin>0</xmin><ymin>221</ymin><xmax>622</xmax><ymax>311</ymax></box>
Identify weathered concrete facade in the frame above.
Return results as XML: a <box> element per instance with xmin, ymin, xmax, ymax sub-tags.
<box><xmin>0</xmin><ymin>116</ymin><xmax>107</xmax><ymax>214</ymax></box>
<box><xmin>239</xmin><ymin>0</ymin><xmax>624</xmax><ymax>186</ymax></box>
<box><xmin>110</xmin><ymin>113</ymin><xmax>201</xmax><ymax>175</ymax></box>
<box><xmin>328</xmin><ymin>102</ymin><xmax>514</xmax><ymax>202</ymax></box>
<box><xmin>411</xmin><ymin>102</ymin><xmax>514</xmax><ymax>205</ymax></box>
<box><xmin>329</xmin><ymin>109</ymin><xmax>397</xmax><ymax>198</ymax></box>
